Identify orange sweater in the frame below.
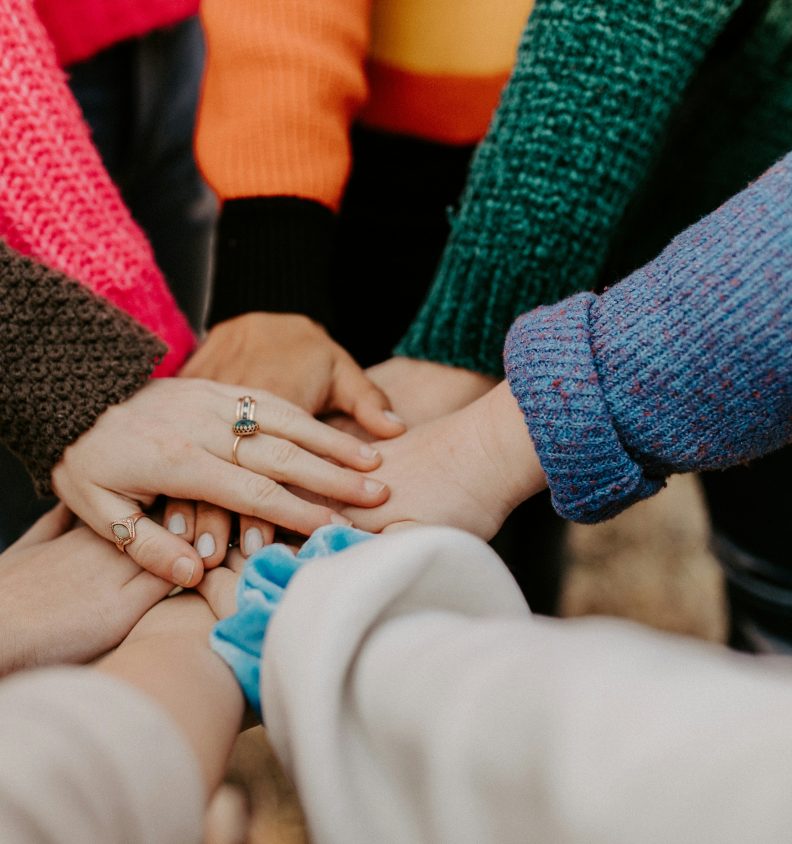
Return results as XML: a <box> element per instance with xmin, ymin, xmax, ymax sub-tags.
<box><xmin>197</xmin><ymin>0</ymin><xmax>533</xmax><ymax>211</ymax></box>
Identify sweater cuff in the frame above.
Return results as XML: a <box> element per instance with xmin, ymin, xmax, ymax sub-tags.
<box><xmin>208</xmin><ymin>197</ymin><xmax>337</xmax><ymax>328</ymax></box>
<box><xmin>503</xmin><ymin>293</ymin><xmax>664</xmax><ymax>523</ymax></box>
<box><xmin>0</xmin><ymin>244</ymin><xmax>165</xmax><ymax>496</ymax></box>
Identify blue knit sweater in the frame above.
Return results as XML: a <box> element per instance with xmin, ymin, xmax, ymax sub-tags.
<box><xmin>504</xmin><ymin>151</ymin><xmax>792</xmax><ymax>524</ymax></box>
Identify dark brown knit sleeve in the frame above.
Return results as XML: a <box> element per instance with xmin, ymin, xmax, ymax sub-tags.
<box><xmin>0</xmin><ymin>241</ymin><xmax>167</xmax><ymax>495</ymax></box>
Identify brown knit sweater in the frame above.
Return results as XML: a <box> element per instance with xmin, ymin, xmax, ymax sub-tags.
<box><xmin>0</xmin><ymin>240</ymin><xmax>166</xmax><ymax>495</ymax></box>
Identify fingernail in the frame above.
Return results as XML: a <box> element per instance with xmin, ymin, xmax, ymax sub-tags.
<box><xmin>359</xmin><ymin>444</ymin><xmax>380</xmax><ymax>461</ymax></box>
<box><xmin>330</xmin><ymin>513</ymin><xmax>353</xmax><ymax>526</ymax></box>
<box><xmin>383</xmin><ymin>410</ymin><xmax>404</xmax><ymax>426</ymax></box>
<box><xmin>196</xmin><ymin>532</ymin><xmax>216</xmax><ymax>559</ymax></box>
<box><xmin>243</xmin><ymin>527</ymin><xmax>264</xmax><ymax>556</ymax></box>
<box><xmin>364</xmin><ymin>478</ymin><xmax>386</xmax><ymax>496</ymax></box>
<box><xmin>173</xmin><ymin>557</ymin><xmax>195</xmax><ymax>587</ymax></box>
<box><xmin>167</xmin><ymin>513</ymin><xmax>187</xmax><ymax>535</ymax></box>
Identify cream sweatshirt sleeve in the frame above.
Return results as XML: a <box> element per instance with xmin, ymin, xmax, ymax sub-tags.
<box><xmin>0</xmin><ymin>668</ymin><xmax>203</xmax><ymax>843</ymax></box>
<box><xmin>262</xmin><ymin>526</ymin><xmax>792</xmax><ymax>844</ymax></box>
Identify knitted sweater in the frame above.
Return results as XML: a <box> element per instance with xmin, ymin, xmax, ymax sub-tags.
<box><xmin>0</xmin><ymin>0</ymin><xmax>194</xmax><ymax>376</ymax></box>
<box><xmin>504</xmin><ymin>151</ymin><xmax>792</xmax><ymax>524</ymax></box>
<box><xmin>34</xmin><ymin>0</ymin><xmax>199</xmax><ymax>66</ymax></box>
<box><xmin>398</xmin><ymin>0</ymin><xmax>792</xmax><ymax>375</ymax></box>
<box><xmin>0</xmin><ymin>241</ymin><xmax>166</xmax><ymax>495</ymax></box>
<box><xmin>196</xmin><ymin>0</ymin><xmax>533</xmax><ymax>326</ymax></box>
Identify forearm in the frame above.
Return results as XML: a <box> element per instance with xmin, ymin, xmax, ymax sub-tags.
<box><xmin>99</xmin><ymin>595</ymin><xmax>244</xmax><ymax>795</ymax></box>
<box><xmin>505</xmin><ymin>151</ymin><xmax>792</xmax><ymax>522</ymax></box>
<box><xmin>398</xmin><ymin>0</ymin><xmax>742</xmax><ymax>375</ymax></box>
<box><xmin>0</xmin><ymin>242</ymin><xmax>164</xmax><ymax>494</ymax></box>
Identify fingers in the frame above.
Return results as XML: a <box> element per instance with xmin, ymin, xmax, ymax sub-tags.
<box><xmin>194</xmin><ymin>502</ymin><xmax>232</xmax><ymax>569</ymax></box>
<box><xmin>163</xmin><ymin>499</ymin><xmax>196</xmax><ymax>543</ymax></box>
<box><xmin>239</xmin><ymin>515</ymin><xmax>274</xmax><ymax>557</ymax></box>
<box><xmin>6</xmin><ymin>503</ymin><xmax>74</xmax><ymax>551</ymax></box>
<box><xmin>188</xmin><ymin>456</ymin><xmax>353</xmax><ymax>537</ymax></box>
<box><xmin>86</xmin><ymin>488</ymin><xmax>205</xmax><ymax>587</ymax></box>
<box><xmin>204</xmin><ymin>383</ymin><xmax>384</xmax><ymax>472</ymax></box>
<box><xmin>196</xmin><ymin>567</ymin><xmax>239</xmax><ymax>620</ymax></box>
<box><xmin>382</xmin><ymin>520</ymin><xmax>421</xmax><ymax>534</ymax></box>
<box><xmin>332</xmin><ymin>354</ymin><xmax>406</xmax><ymax>439</ymax></box>
<box><xmin>234</xmin><ymin>433</ymin><xmax>389</xmax><ymax>508</ymax></box>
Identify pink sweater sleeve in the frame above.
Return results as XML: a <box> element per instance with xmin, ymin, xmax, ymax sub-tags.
<box><xmin>0</xmin><ymin>0</ymin><xmax>194</xmax><ymax>375</ymax></box>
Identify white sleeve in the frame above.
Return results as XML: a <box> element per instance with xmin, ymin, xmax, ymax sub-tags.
<box><xmin>0</xmin><ymin>667</ymin><xmax>203</xmax><ymax>843</ymax></box>
<box><xmin>262</xmin><ymin>526</ymin><xmax>792</xmax><ymax>844</ymax></box>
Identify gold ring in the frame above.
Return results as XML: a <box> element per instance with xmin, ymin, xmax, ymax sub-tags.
<box><xmin>232</xmin><ymin>395</ymin><xmax>260</xmax><ymax>465</ymax></box>
<box><xmin>110</xmin><ymin>512</ymin><xmax>145</xmax><ymax>553</ymax></box>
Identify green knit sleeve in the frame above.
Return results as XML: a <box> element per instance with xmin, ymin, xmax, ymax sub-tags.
<box><xmin>395</xmin><ymin>0</ymin><xmax>741</xmax><ymax>376</ymax></box>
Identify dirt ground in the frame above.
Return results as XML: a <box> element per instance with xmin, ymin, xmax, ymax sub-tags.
<box><xmin>207</xmin><ymin>474</ymin><xmax>726</xmax><ymax>844</ymax></box>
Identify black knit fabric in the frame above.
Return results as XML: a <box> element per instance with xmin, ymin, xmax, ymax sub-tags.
<box><xmin>208</xmin><ymin>196</ymin><xmax>337</xmax><ymax>328</ymax></box>
<box><xmin>0</xmin><ymin>241</ymin><xmax>166</xmax><ymax>494</ymax></box>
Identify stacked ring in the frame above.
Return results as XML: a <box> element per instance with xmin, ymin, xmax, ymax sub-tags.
<box><xmin>232</xmin><ymin>395</ymin><xmax>260</xmax><ymax>466</ymax></box>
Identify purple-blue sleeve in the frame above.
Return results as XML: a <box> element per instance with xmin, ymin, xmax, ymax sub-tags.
<box><xmin>504</xmin><ymin>152</ymin><xmax>792</xmax><ymax>524</ymax></box>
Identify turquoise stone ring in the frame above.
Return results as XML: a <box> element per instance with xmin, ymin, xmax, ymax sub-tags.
<box><xmin>233</xmin><ymin>418</ymin><xmax>260</xmax><ymax>436</ymax></box>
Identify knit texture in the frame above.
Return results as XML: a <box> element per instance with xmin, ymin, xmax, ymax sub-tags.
<box><xmin>34</xmin><ymin>0</ymin><xmax>198</xmax><ymax>66</ymax></box>
<box><xmin>504</xmin><ymin>152</ymin><xmax>792</xmax><ymax>523</ymax></box>
<box><xmin>209</xmin><ymin>197</ymin><xmax>337</xmax><ymax>329</ymax></box>
<box><xmin>0</xmin><ymin>0</ymin><xmax>194</xmax><ymax>376</ymax></box>
<box><xmin>0</xmin><ymin>241</ymin><xmax>166</xmax><ymax>495</ymax></box>
<box><xmin>398</xmin><ymin>0</ymin><xmax>764</xmax><ymax>375</ymax></box>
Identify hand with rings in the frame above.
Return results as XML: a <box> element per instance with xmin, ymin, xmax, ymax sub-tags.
<box><xmin>51</xmin><ymin>378</ymin><xmax>390</xmax><ymax>588</ymax></box>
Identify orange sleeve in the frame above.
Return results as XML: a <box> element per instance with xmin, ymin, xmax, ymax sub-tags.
<box><xmin>196</xmin><ymin>0</ymin><xmax>371</xmax><ymax>211</ymax></box>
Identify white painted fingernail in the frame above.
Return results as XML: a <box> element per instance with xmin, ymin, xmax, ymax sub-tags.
<box><xmin>330</xmin><ymin>514</ymin><xmax>353</xmax><ymax>526</ymax></box>
<box><xmin>364</xmin><ymin>479</ymin><xmax>386</xmax><ymax>495</ymax></box>
<box><xmin>359</xmin><ymin>444</ymin><xmax>380</xmax><ymax>460</ymax></box>
<box><xmin>196</xmin><ymin>532</ymin><xmax>216</xmax><ymax>559</ymax></box>
<box><xmin>243</xmin><ymin>527</ymin><xmax>264</xmax><ymax>556</ymax></box>
<box><xmin>167</xmin><ymin>513</ymin><xmax>187</xmax><ymax>535</ymax></box>
<box><xmin>173</xmin><ymin>557</ymin><xmax>195</xmax><ymax>587</ymax></box>
<box><xmin>383</xmin><ymin>410</ymin><xmax>404</xmax><ymax>426</ymax></box>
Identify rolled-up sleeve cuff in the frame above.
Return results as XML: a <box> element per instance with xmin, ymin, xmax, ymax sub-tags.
<box><xmin>504</xmin><ymin>293</ymin><xmax>664</xmax><ymax>523</ymax></box>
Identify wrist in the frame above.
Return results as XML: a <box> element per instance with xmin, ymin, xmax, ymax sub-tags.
<box><xmin>475</xmin><ymin>382</ymin><xmax>547</xmax><ymax>510</ymax></box>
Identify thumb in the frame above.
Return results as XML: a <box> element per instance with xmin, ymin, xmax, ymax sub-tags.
<box><xmin>332</xmin><ymin>355</ymin><xmax>406</xmax><ymax>439</ymax></box>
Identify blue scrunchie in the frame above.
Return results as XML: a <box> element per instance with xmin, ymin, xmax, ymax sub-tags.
<box><xmin>210</xmin><ymin>525</ymin><xmax>373</xmax><ymax>716</ymax></box>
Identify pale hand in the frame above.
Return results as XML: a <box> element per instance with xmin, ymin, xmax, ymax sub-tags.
<box><xmin>181</xmin><ymin>313</ymin><xmax>406</xmax><ymax>438</ymax></box>
<box><xmin>366</xmin><ymin>357</ymin><xmax>498</xmax><ymax>428</ymax></box>
<box><xmin>0</xmin><ymin>505</ymin><xmax>173</xmax><ymax>677</ymax></box>
<box><xmin>342</xmin><ymin>382</ymin><xmax>547</xmax><ymax>539</ymax></box>
<box><xmin>51</xmin><ymin>378</ymin><xmax>388</xmax><ymax>587</ymax></box>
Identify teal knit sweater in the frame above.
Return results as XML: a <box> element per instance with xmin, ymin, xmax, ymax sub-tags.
<box><xmin>396</xmin><ymin>0</ymin><xmax>792</xmax><ymax>376</ymax></box>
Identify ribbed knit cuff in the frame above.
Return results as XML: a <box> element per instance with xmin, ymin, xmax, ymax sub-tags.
<box><xmin>208</xmin><ymin>197</ymin><xmax>337</xmax><ymax>328</ymax></box>
<box><xmin>0</xmin><ymin>243</ymin><xmax>165</xmax><ymax>496</ymax></box>
<box><xmin>504</xmin><ymin>293</ymin><xmax>664</xmax><ymax>524</ymax></box>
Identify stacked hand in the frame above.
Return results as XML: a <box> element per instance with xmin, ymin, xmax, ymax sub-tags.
<box><xmin>341</xmin><ymin>381</ymin><xmax>547</xmax><ymax>540</ymax></box>
<box><xmin>52</xmin><ymin>378</ymin><xmax>389</xmax><ymax>587</ymax></box>
<box><xmin>0</xmin><ymin>505</ymin><xmax>173</xmax><ymax>676</ymax></box>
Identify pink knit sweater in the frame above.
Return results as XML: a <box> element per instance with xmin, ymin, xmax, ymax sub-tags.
<box><xmin>0</xmin><ymin>0</ymin><xmax>195</xmax><ymax>376</ymax></box>
<box><xmin>35</xmin><ymin>0</ymin><xmax>199</xmax><ymax>66</ymax></box>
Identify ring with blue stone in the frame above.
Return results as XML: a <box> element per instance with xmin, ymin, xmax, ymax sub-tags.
<box><xmin>232</xmin><ymin>395</ymin><xmax>260</xmax><ymax>465</ymax></box>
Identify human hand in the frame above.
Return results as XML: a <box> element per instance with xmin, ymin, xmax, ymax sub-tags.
<box><xmin>51</xmin><ymin>378</ymin><xmax>389</xmax><ymax>587</ymax></box>
<box><xmin>181</xmin><ymin>313</ymin><xmax>406</xmax><ymax>438</ymax></box>
<box><xmin>0</xmin><ymin>505</ymin><xmax>173</xmax><ymax>677</ymax></box>
<box><xmin>366</xmin><ymin>357</ymin><xmax>498</xmax><ymax>428</ymax></box>
<box><xmin>341</xmin><ymin>382</ymin><xmax>547</xmax><ymax>539</ymax></box>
